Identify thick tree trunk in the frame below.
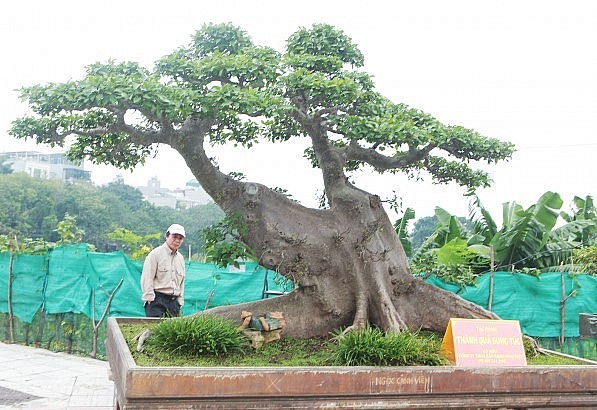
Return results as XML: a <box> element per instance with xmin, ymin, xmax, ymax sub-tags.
<box><xmin>195</xmin><ymin>178</ymin><xmax>496</xmax><ymax>337</ymax></box>
<box><xmin>178</xmin><ymin>131</ymin><xmax>497</xmax><ymax>338</ymax></box>
<box><xmin>208</xmin><ymin>276</ymin><xmax>496</xmax><ymax>338</ymax></box>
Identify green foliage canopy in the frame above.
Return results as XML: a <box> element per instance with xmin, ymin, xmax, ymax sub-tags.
<box><xmin>10</xmin><ymin>23</ymin><xmax>515</xmax><ymax>193</ymax></box>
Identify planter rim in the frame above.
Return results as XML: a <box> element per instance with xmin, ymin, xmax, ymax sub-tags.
<box><xmin>106</xmin><ymin>317</ymin><xmax>597</xmax><ymax>409</ymax></box>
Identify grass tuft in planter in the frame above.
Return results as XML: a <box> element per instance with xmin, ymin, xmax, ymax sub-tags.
<box><xmin>333</xmin><ymin>327</ymin><xmax>449</xmax><ymax>366</ymax></box>
<box><xmin>146</xmin><ymin>315</ymin><xmax>247</xmax><ymax>357</ymax></box>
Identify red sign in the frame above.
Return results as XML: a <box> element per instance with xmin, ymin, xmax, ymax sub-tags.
<box><xmin>441</xmin><ymin>318</ymin><xmax>527</xmax><ymax>366</ymax></box>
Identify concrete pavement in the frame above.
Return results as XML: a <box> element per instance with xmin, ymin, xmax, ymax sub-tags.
<box><xmin>0</xmin><ymin>342</ymin><xmax>114</xmax><ymax>409</ymax></box>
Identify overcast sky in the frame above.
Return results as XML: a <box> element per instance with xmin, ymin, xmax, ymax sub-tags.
<box><xmin>1</xmin><ymin>0</ymin><xmax>595</xmax><ymax>222</ymax></box>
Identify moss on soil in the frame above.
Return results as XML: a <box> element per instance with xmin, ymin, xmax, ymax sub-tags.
<box><xmin>121</xmin><ymin>322</ymin><xmax>589</xmax><ymax>367</ymax></box>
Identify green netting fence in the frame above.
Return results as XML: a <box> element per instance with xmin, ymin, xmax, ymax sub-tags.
<box><xmin>1</xmin><ymin>245</ymin><xmax>595</xmax><ymax>359</ymax></box>
<box><xmin>425</xmin><ymin>272</ymin><xmax>596</xmax><ymax>360</ymax></box>
<box><xmin>424</xmin><ymin>272</ymin><xmax>596</xmax><ymax>338</ymax></box>
<box><xmin>0</xmin><ymin>244</ymin><xmax>291</xmax><ymax>357</ymax></box>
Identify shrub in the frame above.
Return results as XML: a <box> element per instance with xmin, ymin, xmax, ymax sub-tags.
<box><xmin>146</xmin><ymin>315</ymin><xmax>247</xmax><ymax>356</ymax></box>
<box><xmin>409</xmin><ymin>251</ymin><xmax>483</xmax><ymax>287</ymax></box>
<box><xmin>573</xmin><ymin>246</ymin><xmax>597</xmax><ymax>275</ymax></box>
<box><xmin>332</xmin><ymin>327</ymin><xmax>448</xmax><ymax>366</ymax></box>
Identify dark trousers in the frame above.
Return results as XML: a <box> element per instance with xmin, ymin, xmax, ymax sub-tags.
<box><xmin>145</xmin><ymin>292</ymin><xmax>181</xmax><ymax>317</ymax></box>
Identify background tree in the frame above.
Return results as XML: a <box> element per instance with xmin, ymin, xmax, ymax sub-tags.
<box><xmin>55</xmin><ymin>182</ymin><xmax>133</xmax><ymax>248</ymax></box>
<box><xmin>409</xmin><ymin>216</ymin><xmax>437</xmax><ymax>254</ymax></box>
<box><xmin>106</xmin><ymin>227</ymin><xmax>161</xmax><ymax>259</ymax></box>
<box><xmin>0</xmin><ymin>155</ymin><xmax>13</xmax><ymax>174</ymax></box>
<box><xmin>10</xmin><ymin>23</ymin><xmax>515</xmax><ymax>337</ymax></box>
<box><xmin>101</xmin><ymin>177</ymin><xmax>145</xmax><ymax>212</ymax></box>
<box><xmin>54</xmin><ymin>213</ymin><xmax>85</xmax><ymax>244</ymax></box>
<box><xmin>0</xmin><ymin>173</ymin><xmax>61</xmax><ymax>238</ymax></box>
<box><xmin>0</xmin><ymin>173</ymin><xmax>223</xmax><ymax>255</ymax></box>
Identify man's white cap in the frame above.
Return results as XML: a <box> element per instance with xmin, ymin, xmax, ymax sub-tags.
<box><xmin>167</xmin><ymin>224</ymin><xmax>186</xmax><ymax>237</ymax></box>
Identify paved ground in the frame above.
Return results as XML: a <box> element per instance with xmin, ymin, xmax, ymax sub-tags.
<box><xmin>0</xmin><ymin>342</ymin><xmax>114</xmax><ymax>409</ymax></box>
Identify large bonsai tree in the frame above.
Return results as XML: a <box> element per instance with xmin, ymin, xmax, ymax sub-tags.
<box><xmin>10</xmin><ymin>23</ymin><xmax>514</xmax><ymax>337</ymax></box>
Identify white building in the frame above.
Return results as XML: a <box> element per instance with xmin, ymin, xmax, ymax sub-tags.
<box><xmin>2</xmin><ymin>151</ymin><xmax>90</xmax><ymax>182</ymax></box>
<box><xmin>137</xmin><ymin>177</ymin><xmax>212</xmax><ymax>209</ymax></box>
<box><xmin>1</xmin><ymin>151</ymin><xmax>213</xmax><ymax>209</ymax></box>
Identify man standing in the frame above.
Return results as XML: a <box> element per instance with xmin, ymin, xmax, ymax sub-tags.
<box><xmin>141</xmin><ymin>224</ymin><xmax>186</xmax><ymax>317</ymax></box>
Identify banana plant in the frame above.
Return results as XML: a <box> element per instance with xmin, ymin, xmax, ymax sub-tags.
<box><xmin>490</xmin><ymin>191</ymin><xmax>562</xmax><ymax>269</ymax></box>
<box><xmin>414</xmin><ymin>206</ymin><xmax>471</xmax><ymax>253</ymax></box>
<box><xmin>393</xmin><ymin>207</ymin><xmax>415</xmax><ymax>257</ymax></box>
<box><xmin>409</xmin><ymin>207</ymin><xmax>490</xmax><ymax>285</ymax></box>
<box><xmin>468</xmin><ymin>195</ymin><xmax>497</xmax><ymax>246</ymax></box>
<box><xmin>411</xmin><ymin>191</ymin><xmax>596</xmax><ymax>283</ymax></box>
<box><xmin>559</xmin><ymin>195</ymin><xmax>596</xmax><ymax>245</ymax></box>
<box><xmin>468</xmin><ymin>191</ymin><xmax>593</xmax><ymax>271</ymax></box>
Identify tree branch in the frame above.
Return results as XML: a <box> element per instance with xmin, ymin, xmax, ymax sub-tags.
<box><xmin>345</xmin><ymin>140</ymin><xmax>436</xmax><ymax>172</ymax></box>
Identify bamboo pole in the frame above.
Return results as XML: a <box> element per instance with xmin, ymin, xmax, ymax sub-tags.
<box><xmin>91</xmin><ymin>288</ymin><xmax>95</xmax><ymax>356</ymax></box>
<box><xmin>560</xmin><ymin>263</ymin><xmax>565</xmax><ymax>347</ymax></box>
<box><xmin>7</xmin><ymin>234</ymin><xmax>18</xmax><ymax>344</ymax></box>
<box><xmin>488</xmin><ymin>245</ymin><xmax>495</xmax><ymax>311</ymax></box>
<box><xmin>559</xmin><ymin>262</ymin><xmax>577</xmax><ymax>348</ymax></box>
<box><xmin>7</xmin><ymin>250</ymin><xmax>15</xmax><ymax>343</ymax></box>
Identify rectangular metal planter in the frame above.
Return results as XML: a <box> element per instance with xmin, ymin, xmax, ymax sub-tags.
<box><xmin>106</xmin><ymin>317</ymin><xmax>597</xmax><ymax>409</ymax></box>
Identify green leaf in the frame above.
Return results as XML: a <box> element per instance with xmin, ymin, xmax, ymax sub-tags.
<box><xmin>394</xmin><ymin>207</ymin><xmax>415</xmax><ymax>257</ymax></box>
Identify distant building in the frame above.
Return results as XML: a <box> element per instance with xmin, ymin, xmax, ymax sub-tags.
<box><xmin>2</xmin><ymin>151</ymin><xmax>90</xmax><ymax>182</ymax></box>
<box><xmin>137</xmin><ymin>177</ymin><xmax>212</xmax><ymax>209</ymax></box>
<box><xmin>1</xmin><ymin>151</ymin><xmax>213</xmax><ymax>208</ymax></box>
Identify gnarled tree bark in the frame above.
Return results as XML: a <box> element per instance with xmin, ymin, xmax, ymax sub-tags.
<box><xmin>177</xmin><ymin>122</ymin><xmax>496</xmax><ymax>338</ymax></box>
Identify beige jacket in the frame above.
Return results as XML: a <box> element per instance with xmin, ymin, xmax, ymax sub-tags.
<box><xmin>140</xmin><ymin>242</ymin><xmax>185</xmax><ymax>306</ymax></box>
